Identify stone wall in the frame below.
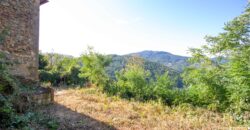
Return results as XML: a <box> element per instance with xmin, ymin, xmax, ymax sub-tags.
<box><xmin>30</xmin><ymin>87</ymin><xmax>54</xmax><ymax>105</ymax></box>
<box><xmin>0</xmin><ymin>0</ymin><xmax>40</xmax><ymax>84</ymax></box>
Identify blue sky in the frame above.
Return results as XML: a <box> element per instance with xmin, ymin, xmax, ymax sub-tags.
<box><xmin>40</xmin><ymin>0</ymin><xmax>248</xmax><ymax>56</ymax></box>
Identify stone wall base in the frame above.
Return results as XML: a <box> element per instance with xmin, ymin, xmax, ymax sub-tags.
<box><xmin>30</xmin><ymin>87</ymin><xmax>54</xmax><ymax>105</ymax></box>
<box><xmin>15</xmin><ymin>87</ymin><xmax>54</xmax><ymax>113</ymax></box>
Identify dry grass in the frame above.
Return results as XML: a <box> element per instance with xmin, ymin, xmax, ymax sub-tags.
<box><xmin>39</xmin><ymin>87</ymin><xmax>248</xmax><ymax>130</ymax></box>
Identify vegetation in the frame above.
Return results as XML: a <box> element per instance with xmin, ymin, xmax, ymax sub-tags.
<box><xmin>1</xmin><ymin>2</ymin><xmax>248</xmax><ymax>129</ymax></box>
<box><xmin>1</xmin><ymin>32</ymin><xmax>59</xmax><ymax>129</ymax></box>
<box><xmin>39</xmin><ymin>52</ymin><xmax>86</xmax><ymax>86</ymax></box>
<box><xmin>38</xmin><ymin>6</ymin><xmax>250</xmax><ymax>125</ymax></box>
<box><xmin>39</xmin><ymin>52</ymin><xmax>181</xmax><ymax>87</ymax></box>
<box><xmin>181</xmin><ymin>4</ymin><xmax>250</xmax><ymax>117</ymax></box>
<box><xmin>104</xmin><ymin>56</ymin><xmax>177</xmax><ymax>106</ymax></box>
<box><xmin>0</xmin><ymin>66</ymin><xmax>13</xmax><ymax>128</ymax></box>
<box><xmin>0</xmin><ymin>31</ymin><xmax>19</xmax><ymax>128</ymax></box>
<box><xmin>39</xmin><ymin>87</ymin><xmax>240</xmax><ymax>129</ymax></box>
<box><xmin>79</xmin><ymin>47</ymin><xmax>111</xmax><ymax>89</ymax></box>
<box><xmin>106</xmin><ymin>55</ymin><xmax>183</xmax><ymax>87</ymax></box>
<box><xmin>39</xmin><ymin>51</ymin><xmax>180</xmax><ymax>104</ymax></box>
<box><xmin>0</xmin><ymin>52</ymin><xmax>57</xmax><ymax>129</ymax></box>
<box><xmin>130</xmin><ymin>50</ymin><xmax>189</xmax><ymax>72</ymax></box>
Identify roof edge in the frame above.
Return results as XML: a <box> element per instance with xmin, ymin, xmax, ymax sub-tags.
<box><xmin>40</xmin><ymin>0</ymin><xmax>48</xmax><ymax>5</ymax></box>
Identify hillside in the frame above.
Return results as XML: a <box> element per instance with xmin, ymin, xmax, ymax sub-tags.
<box><xmin>35</xmin><ymin>87</ymin><xmax>240</xmax><ymax>130</ymax></box>
<box><xmin>106</xmin><ymin>55</ymin><xmax>179</xmax><ymax>78</ymax></box>
<box><xmin>39</xmin><ymin>52</ymin><xmax>183</xmax><ymax>87</ymax></box>
<box><xmin>129</xmin><ymin>51</ymin><xmax>189</xmax><ymax>72</ymax></box>
<box><xmin>106</xmin><ymin>55</ymin><xmax>183</xmax><ymax>87</ymax></box>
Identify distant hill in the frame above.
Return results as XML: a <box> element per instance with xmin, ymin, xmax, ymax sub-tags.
<box><xmin>128</xmin><ymin>50</ymin><xmax>189</xmax><ymax>72</ymax></box>
<box><xmin>106</xmin><ymin>55</ymin><xmax>183</xmax><ymax>87</ymax></box>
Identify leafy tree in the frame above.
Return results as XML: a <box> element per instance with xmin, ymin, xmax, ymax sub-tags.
<box><xmin>153</xmin><ymin>71</ymin><xmax>175</xmax><ymax>105</ymax></box>
<box><xmin>183</xmin><ymin>4</ymin><xmax>250</xmax><ymax>112</ymax></box>
<box><xmin>39</xmin><ymin>53</ymin><xmax>86</xmax><ymax>86</ymax></box>
<box><xmin>106</xmin><ymin>56</ymin><xmax>178</xmax><ymax>103</ymax></box>
<box><xmin>115</xmin><ymin>57</ymin><xmax>152</xmax><ymax>100</ymax></box>
<box><xmin>182</xmin><ymin>49</ymin><xmax>228</xmax><ymax>110</ymax></box>
<box><xmin>39</xmin><ymin>53</ymin><xmax>48</xmax><ymax>70</ymax></box>
<box><xmin>79</xmin><ymin>47</ymin><xmax>111</xmax><ymax>88</ymax></box>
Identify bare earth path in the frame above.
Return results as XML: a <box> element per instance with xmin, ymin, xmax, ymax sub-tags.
<box><xmin>37</xmin><ymin>87</ymin><xmax>241</xmax><ymax>130</ymax></box>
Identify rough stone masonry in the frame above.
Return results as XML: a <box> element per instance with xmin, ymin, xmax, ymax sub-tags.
<box><xmin>0</xmin><ymin>0</ymin><xmax>48</xmax><ymax>84</ymax></box>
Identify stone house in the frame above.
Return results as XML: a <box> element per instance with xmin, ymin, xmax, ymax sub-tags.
<box><xmin>0</xmin><ymin>0</ymin><xmax>48</xmax><ymax>84</ymax></box>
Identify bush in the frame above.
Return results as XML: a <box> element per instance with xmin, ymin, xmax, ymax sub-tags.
<box><xmin>104</xmin><ymin>57</ymin><xmax>178</xmax><ymax>105</ymax></box>
<box><xmin>0</xmin><ymin>94</ymin><xmax>15</xmax><ymax>128</ymax></box>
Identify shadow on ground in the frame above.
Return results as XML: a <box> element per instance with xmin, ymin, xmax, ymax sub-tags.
<box><xmin>38</xmin><ymin>103</ymin><xmax>116</xmax><ymax>130</ymax></box>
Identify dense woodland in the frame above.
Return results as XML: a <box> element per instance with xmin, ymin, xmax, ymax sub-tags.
<box><xmin>0</xmin><ymin>3</ymin><xmax>250</xmax><ymax>129</ymax></box>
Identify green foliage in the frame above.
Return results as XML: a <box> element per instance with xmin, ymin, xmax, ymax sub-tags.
<box><xmin>104</xmin><ymin>57</ymin><xmax>177</xmax><ymax>104</ymax></box>
<box><xmin>38</xmin><ymin>5</ymin><xmax>249</xmax><ymax>124</ymax></box>
<box><xmin>182</xmin><ymin>51</ymin><xmax>228</xmax><ymax>110</ymax></box>
<box><xmin>114</xmin><ymin>57</ymin><xmax>152</xmax><ymax>100</ymax></box>
<box><xmin>39</xmin><ymin>53</ymin><xmax>48</xmax><ymax>70</ymax></box>
<box><xmin>0</xmin><ymin>32</ymin><xmax>17</xmax><ymax>128</ymax></box>
<box><xmin>39</xmin><ymin>53</ymin><xmax>86</xmax><ymax>86</ymax></box>
<box><xmin>79</xmin><ymin>47</ymin><xmax>111</xmax><ymax>88</ymax></box>
<box><xmin>0</xmin><ymin>95</ymin><xmax>32</xmax><ymax>128</ymax></box>
<box><xmin>0</xmin><ymin>52</ymin><xmax>33</xmax><ymax>129</ymax></box>
<box><xmin>0</xmin><ymin>94</ymin><xmax>15</xmax><ymax>128</ymax></box>
<box><xmin>182</xmin><ymin>4</ymin><xmax>250</xmax><ymax>114</ymax></box>
<box><xmin>152</xmin><ymin>71</ymin><xmax>175</xmax><ymax>105</ymax></box>
<box><xmin>0</xmin><ymin>53</ymin><xmax>17</xmax><ymax>94</ymax></box>
<box><xmin>130</xmin><ymin>50</ymin><xmax>189</xmax><ymax>72</ymax></box>
<box><xmin>106</xmin><ymin>55</ymin><xmax>183</xmax><ymax>87</ymax></box>
<box><xmin>34</xmin><ymin>112</ymin><xmax>59</xmax><ymax>130</ymax></box>
<box><xmin>46</xmin><ymin>120</ymin><xmax>60</xmax><ymax>130</ymax></box>
<box><xmin>0</xmin><ymin>49</ymin><xmax>60</xmax><ymax>129</ymax></box>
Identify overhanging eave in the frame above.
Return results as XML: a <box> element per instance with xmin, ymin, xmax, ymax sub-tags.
<box><xmin>40</xmin><ymin>0</ymin><xmax>48</xmax><ymax>5</ymax></box>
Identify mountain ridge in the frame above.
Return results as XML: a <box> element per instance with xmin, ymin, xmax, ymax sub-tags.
<box><xmin>126</xmin><ymin>50</ymin><xmax>189</xmax><ymax>72</ymax></box>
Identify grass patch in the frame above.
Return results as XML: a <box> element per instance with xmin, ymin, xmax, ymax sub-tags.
<box><xmin>36</xmin><ymin>87</ymin><xmax>249</xmax><ymax>129</ymax></box>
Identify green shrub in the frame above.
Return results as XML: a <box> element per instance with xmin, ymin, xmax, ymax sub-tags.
<box><xmin>0</xmin><ymin>94</ymin><xmax>15</xmax><ymax>128</ymax></box>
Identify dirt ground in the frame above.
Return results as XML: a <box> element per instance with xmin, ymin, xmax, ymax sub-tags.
<box><xmin>37</xmin><ymin>87</ymin><xmax>246</xmax><ymax>130</ymax></box>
